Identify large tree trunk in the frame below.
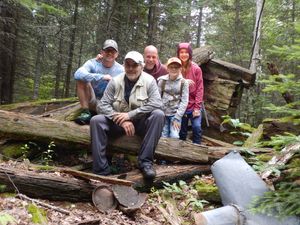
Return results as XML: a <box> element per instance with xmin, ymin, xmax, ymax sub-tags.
<box><xmin>0</xmin><ymin>1</ymin><xmax>17</xmax><ymax>104</ymax></box>
<box><xmin>196</xmin><ymin>5</ymin><xmax>203</xmax><ymax>47</ymax></box>
<box><xmin>64</xmin><ymin>0</ymin><xmax>79</xmax><ymax>98</ymax></box>
<box><xmin>33</xmin><ymin>35</ymin><xmax>44</xmax><ymax>100</ymax></box>
<box><xmin>249</xmin><ymin>0</ymin><xmax>265</xmax><ymax>73</ymax></box>
<box><xmin>54</xmin><ymin>22</ymin><xmax>64</xmax><ymax>99</ymax></box>
<box><xmin>0</xmin><ymin>110</ymin><xmax>271</xmax><ymax>163</ymax></box>
<box><xmin>146</xmin><ymin>0</ymin><xmax>157</xmax><ymax>45</ymax></box>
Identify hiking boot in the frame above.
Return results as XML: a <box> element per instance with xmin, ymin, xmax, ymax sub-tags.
<box><xmin>75</xmin><ymin>109</ymin><xmax>92</xmax><ymax>125</ymax></box>
<box><xmin>94</xmin><ymin>167</ymin><xmax>111</xmax><ymax>176</ymax></box>
<box><xmin>140</xmin><ymin>164</ymin><xmax>156</xmax><ymax>180</ymax></box>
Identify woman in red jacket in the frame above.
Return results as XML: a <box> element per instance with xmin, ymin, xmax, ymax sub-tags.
<box><xmin>177</xmin><ymin>42</ymin><xmax>204</xmax><ymax>144</ymax></box>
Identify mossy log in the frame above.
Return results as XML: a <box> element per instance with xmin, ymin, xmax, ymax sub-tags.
<box><xmin>39</xmin><ymin>102</ymin><xmax>82</xmax><ymax>121</ymax></box>
<box><xmin>0</xmin><ymin>164</ymin><xmax>210</xmax><ymax>202</ymax></box>
<box><xmin>0</xmin><ymin>110</ymin><xmax>271</xmax><ymax>163</ymax></box>
<box><xmin>0</xmin><ymin>98</ymin><xmax>78</xmax><ymax>115</ymax></box>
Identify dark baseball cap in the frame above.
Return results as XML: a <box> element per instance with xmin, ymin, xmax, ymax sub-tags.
<box><xmin>102</xmin><ymin>39</ymin><xmax>118</xmax><ymax>52</ymax></box>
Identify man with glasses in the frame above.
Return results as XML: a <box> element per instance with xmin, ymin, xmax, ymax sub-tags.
<box><xmin>74</xmin><ymin>39</ymin><xmax>124</xmax><ymax>125</ymax></box>
<box><xmin>90</xmin><ymin>51</ymin><xmax>164</xmax><ymax>179</ymax></box>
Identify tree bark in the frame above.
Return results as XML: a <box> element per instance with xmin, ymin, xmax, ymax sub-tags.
<box><xmin>64</xmin><ymin>0</ymin><xmax>79</xmax><ymax>98</ymax></box>
<box><xmin>261</xmin><ymin>142</ymin><xmax>300</xmax><ymax>180</ymax></box>
<box><xmin>0</xmin><ymin>110</ymin><xmax>272</xmax><ymax>163</ymax></box>
<box><xmin>196</xmin><ymin>5</ymin><xmax>203</xmax><ymax>48</ymax></box>
<box><xmin>0</xmin><ymin>1</ymin><xmax>16</xmax><ymax>104</ymax></box>
<box><xmin>147</xmin><ymin>0</ymin><xmax>157</xmax><ymax>45</ymax></box>
<box><xmin>249</xmin><ymin>0</ymin><xmax>265</xmax><ymax>73</ymax></box>
<box><xmin>33</xmin><ymin>35</ymin><xmax>44</xmax><ymax>100</ymax></box>
<box><xmin>54</xmin><ymin>23</ymin><xmax>63</xmax><ymax>99</ymax></box>
<box><xmin>184</xmin><ymin>0</ymin><xmax>192</xmax><ymax>41</ymax></box>
<box><xmin>0</xmin><ymin>164</ymin><xmax>210</xmax><ymax>202</ymax></box>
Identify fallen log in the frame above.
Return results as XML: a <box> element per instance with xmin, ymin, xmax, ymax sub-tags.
<box><xmin>0</xmin><ymin>110</ymin><xmax>272</xmax><ymax>163</ymax></box>
<box><xmin>193</xmin><ymin>46</ymin><xmax>215</xmax><ymax>66</ymax></box>
<box><xmin>0</xmin><ymin>165</ymin><xmax>97</xmax><ymax>202</ymax></box>
<box><xmin>0</xmin><ymin>163</ymin><xmax>210</xmax><ymax>202</ymax></box>
<box><xmin>40</xmin><ymin>102</ymin><xmax>81</xmax><ymax>121</ymax></box>
<box><xmin>115</xmin><ymin>164</ymin><xmax>211</xmax><ymax>191</ymax></box>
<box><xmin>202</xmin><ymin>59</ymin><xmax>256</xmax><ymax>86</ymax></box>
<box><xmin>0</xmin><ymin>99</ymin><xmax>78</xmax><ymax>115</ymax></box>
<box><xmin>261</xmin><ymin>142</ymin><xmax>300</xmax><ymax>180</ymax></box>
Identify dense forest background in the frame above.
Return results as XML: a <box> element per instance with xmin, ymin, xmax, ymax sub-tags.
<box><xmin>0</xmin><ymin>0</ymin><xmax>299</xmax><ymax>126</ymax></box>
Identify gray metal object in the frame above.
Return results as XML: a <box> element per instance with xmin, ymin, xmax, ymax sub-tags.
<box><xmin>211</xmin><ymin>151</ymin><xmax>300</xmax><ymax>225</ymax></box>
<box><xmin>196</xmin><ymin>205</ymin><xmax>245</xmax><ymax>225</ymax></box>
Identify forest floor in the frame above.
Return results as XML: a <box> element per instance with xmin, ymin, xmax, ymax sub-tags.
<box><xmin>0</xmin><ymin>159</ymin><xmax>216</xmax><ymax>225</ymax></box>
<box><xmin>0</xmin><ymin>195</ymin><xmax>163</xmax><ymax>225</ymax></box>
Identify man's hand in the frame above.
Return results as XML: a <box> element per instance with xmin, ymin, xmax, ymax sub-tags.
<box><xmin>120</xmin><ymin>121</ymin><xmax>135</xmax><ymax>136</ymax></box>
<box><xmin>172</xmin><ymin>119</ymin><xmax>181</xmax><ymax>131</ymax></box>
<box><xmin>96</xmin><ymin>54</ymin><xmax>103</xmax><ymax>62</ymax></box>
<box><xmin>113</xmin><ymin>112</ymin><xmax>130</xmax><ymax>126</ymax></box>
<box><xmin>102</xmin><ymin>74</ymin><xmax>112</xmax><ymax>81</ymax></box>
<box><xmin>193</xmin><ymin>109</ymin><xmax>201</xmax><ymax>118</ymax></box>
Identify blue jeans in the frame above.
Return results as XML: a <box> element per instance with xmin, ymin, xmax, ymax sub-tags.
<box><xmin>179</xmin><ymin>111</ymin><xmax>202</xmax><ymax>144</ymax></box>
<box><xmin>162</xmin><ymin>116</ymin><xmax>180</xmax><ymax>139</ymax></box>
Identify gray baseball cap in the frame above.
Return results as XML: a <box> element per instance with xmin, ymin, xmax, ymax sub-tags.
<box><xmin>102</xmin><ymin>39</ymin><xmax>118</xmax><ymax>52</ymax></box>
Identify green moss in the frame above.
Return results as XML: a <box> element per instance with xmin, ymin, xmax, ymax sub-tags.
<box><xmin>0</xmin><ymin>97</ymin><xmax>78</xmax><ymax>111</ymax></box>
<box><xmin>0</xmin><ymin>193</ymin><xmax>17</xmax><ymax>198</ymax></box>
<box><xmin>1</xmin><ymin>144</ymin><xmax>25</xmax><ymax>159</ymax></box>
<box><xmin>33</xmin><ymin>165</ymin><xmax>55</xmax><ymax>171</ymax></box>
<box><xmin>194</xmin><ymin>181</ymin><xmax>221</xmax><ymax>203</ymax></box>
<box><xmin>27</xmin><ymin>204</ymin><xmax>48</xmax><ymax>224</ymax></box>
<box><xmin>256</xmin><ymin>153</ymin><xmax>273</xmax><ymax>162</ymax></box>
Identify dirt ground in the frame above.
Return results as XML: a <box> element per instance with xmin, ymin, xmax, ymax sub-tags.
<box><xmin>0</xmin><ymin>194</ymin><xmax>168</xmax><ymax>225</ymax></box>
<box><xmin>0</xmin><ymin>159</ymin><xmax>186</xmax><ymax>225</ymax></box>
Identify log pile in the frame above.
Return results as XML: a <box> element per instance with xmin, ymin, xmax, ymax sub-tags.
<box><xmin>193</xmin><ymin>48</ymin><xmax>256</xmax><ymax>142</ymax></box>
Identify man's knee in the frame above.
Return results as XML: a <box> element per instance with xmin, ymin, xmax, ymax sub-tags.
<box><xmin>76</xmin><ymin>80</ymin><xmax>88</xmax><ymax>89</ymax></box>
<box><xmin>151</xmin><ymin>109</ymin><xmax>165</xmax><ymax>120</ymax></box>
<box><xmin>90</xmin><ymin>115</ymin><xmax>106</xmax><ymax>126</ymax></box>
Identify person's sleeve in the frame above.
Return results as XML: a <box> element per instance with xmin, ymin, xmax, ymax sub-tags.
<box><xmin>157</xmin><ymin>79</ymin><xmax>163</xmax><ymax>96</ymax></box>
<box><xmin>128</xmin><ymin>79</ymin><xmax>163</xmax><ymax>119</ymax></box>
<box><xmin>175</xmin><ymin>80</ymin><xmax>189</xmax><ymax>120</ymax></box>
<box><xmin>74</xmin><ymin>59</ymin><xmax>105</xmax><ymax>82</ymax></box>
<box><xmin>96</xmin><ymin>80</ymin><xmax>116</xmax><ymax>119</ymax></box>
<box><xmin>194</xmin><ymin>66</ymin><xmax>204</xmax><ymax>110</ymax></box>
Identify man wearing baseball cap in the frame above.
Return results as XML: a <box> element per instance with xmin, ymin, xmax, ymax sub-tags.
<box><xmin>90</xmin><ymin>51</ymin><xmax>164</xmax><ymax>179</ymax></box>
<box><xmin>74</xmin><ymin>39</ymin><xmax>124</xmax><ymax>125</ymax></box>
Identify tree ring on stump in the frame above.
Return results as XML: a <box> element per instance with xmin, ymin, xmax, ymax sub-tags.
<box><xmin>92</xmin><ymin>185</ymin><xmax>118</xmax><ymax>213</ymax></box>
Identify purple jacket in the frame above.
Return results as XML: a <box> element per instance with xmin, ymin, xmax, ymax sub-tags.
<box><xmin>144</xmin><ymin>61</ymin><xmax>168</xmax><ymax>81</ymax></box>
